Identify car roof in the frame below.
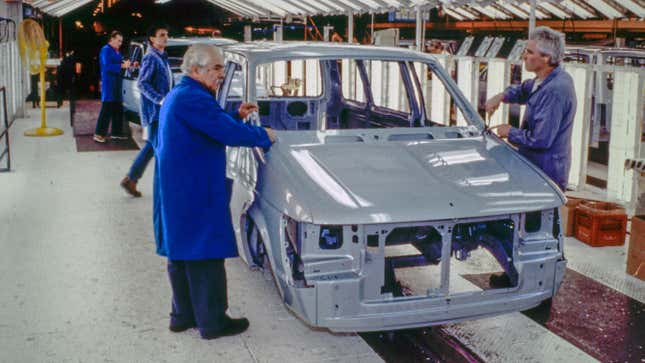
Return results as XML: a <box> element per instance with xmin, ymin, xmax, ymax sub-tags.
<box><xmin>224</xmin><ymin>41</ymin><xmax>438</xmax><ymax>65</ymax></box>
<box><xmin>598</xmin><ymin>48</ymin><xmax>645</xmax><ymax>57</ymax></box>
<box><xmin>166</xmin><ymin>37</ymin><xmax>238</xmax><ymax>47</ymax></box>
<box><xmin>565</xmin><ymin>46</ymin><xmax>605</xmax><ymax>55</ymax></box>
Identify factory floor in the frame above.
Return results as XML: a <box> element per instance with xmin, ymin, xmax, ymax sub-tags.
<box><xmin>0</xmin><ymin>104</ymin><xmax>642</xmax><ymax>362</ymax></box>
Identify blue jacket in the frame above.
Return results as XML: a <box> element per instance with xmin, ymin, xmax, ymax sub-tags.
<box><xmin>504</xmin><ymin>66</ymin><xmax>577</xmax><ymax>190</ymax></box>
<box><xmin>155</xmin><ymin>76</ymin><xmax>272</xmax><ymax>260</ymax></box>
<box><xmin>137</xmin><ymin>46</ymin><xmax>173</xmax><ymax>127</ymax></box>
<box><xmin>99</xmin><ymin>44</ymin><xmax>123</xmax><ymax>102</ymax></box>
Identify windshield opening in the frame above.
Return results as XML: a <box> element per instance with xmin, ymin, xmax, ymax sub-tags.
<box><xmin>223</xmin><ymin>56</ymin><xmax>474</xmax><ymax>131</ymax></box>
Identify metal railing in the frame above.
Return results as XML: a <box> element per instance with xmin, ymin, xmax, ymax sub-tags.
<box><xmin>0</xmin><ymin>86</ymin><xmax>11</xmax><ymax>172</ymax></box>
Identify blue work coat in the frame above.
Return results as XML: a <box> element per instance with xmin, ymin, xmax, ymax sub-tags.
<box><xmin>155</xmin><ymin>76</ymin><xmax>272</xmax><ymax>260</ymax></box>
<box><xmin>99</xmin><ymin>44</ymin><xmax>123</xmax><ymax>102</ymax></box>
<box><xmin>137</xmin><ymin>46</ymin><xmax>173</xmax><ymax>127</ymax></box>
<box><xmin>504</xmin><ymin>66</ymin><xmax>577</xmax><ymax>190</ymax></box>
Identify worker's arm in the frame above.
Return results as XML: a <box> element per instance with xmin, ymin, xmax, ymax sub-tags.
<box><xmin>508</xmin><ymin>91</ymin><xmax>564</xmax><ymax>150</ymax></box>
<box><xmin>100</xmin><ymin>47</ymin><xmax>122</xmax><ymax>75</ymax></box>
<box><xmin>137</xmin><ymin>56</ymin><xmax>164</xmax><ymax>105</ymax></box>
<box><xmin>179</xmin><ymin>93</ymin><xmax>273</xmax><ymax>148</ymax></box>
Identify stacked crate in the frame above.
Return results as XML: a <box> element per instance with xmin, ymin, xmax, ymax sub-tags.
<box><xmin>574</xmin><ymin>201</ymin><xmax>627</xmax><ymax>247</ymax></box>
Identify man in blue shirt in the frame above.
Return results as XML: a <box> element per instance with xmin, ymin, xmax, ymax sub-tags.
<box><xmin>94</xmin><ymin>31</ymin><xmax>131</xmax><ymax>143</ymax></box>
<box><xmin>487</xmin><ymin>26</ymin><xmax>576</xmax><ymax>192</ymax></box>
<box><xmin>156</xmin><ymin>44</ymin><xmax>275</xmax><ymax>339</ymax></box>
<box><xmin>120</xmin><ymin>25</ymin><xmax>172</xmax><ymax>197</ymax></box>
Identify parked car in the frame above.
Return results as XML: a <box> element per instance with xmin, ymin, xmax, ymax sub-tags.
<box><xmin>121</xmin><ymin>37</ymin><xmax>238</xmax><ymax>122</ymax></box>
<box><xmin>219</xmin><ymin>42</ymin><xmax>567</xmax><ymax>332</ymax></box>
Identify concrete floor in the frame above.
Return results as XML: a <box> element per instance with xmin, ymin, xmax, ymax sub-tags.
<box><xmin>0</xmin><ymin>106</ymin><xmax>380</xmax><ymax>363</ymax></box>
<box><xmin>1</xmin><ymin>104</ymin><xmax>643</xmax><ymax>363</ymax></box>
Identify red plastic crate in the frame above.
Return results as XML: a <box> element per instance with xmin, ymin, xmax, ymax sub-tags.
<box><xmin>574</xmin><ymin>201</ymin><xmax>627</xmax><ymax>247</ymax></box>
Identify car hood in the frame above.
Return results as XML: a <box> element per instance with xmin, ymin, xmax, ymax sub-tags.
<box><xmin>261</xmin><ymin>130</ymin><xmax>563</xmax><ymax>225</ymax></box>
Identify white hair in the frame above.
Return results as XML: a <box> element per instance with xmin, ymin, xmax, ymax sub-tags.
<box><xmin>180</xmin><ymin>44</ymin><xmax>224</xmax><ymax>75</ymax></box>
<box><xmin>530</xmin><ymin>26</ymin><xmax>566</xmax><ymax>67</ymax></box>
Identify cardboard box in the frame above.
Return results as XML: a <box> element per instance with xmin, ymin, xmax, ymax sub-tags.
<box><xmin>561</xmin><ymin>197</ymin><xmax>584</xmax><ymax>237</ymax></box>
<box><xmin>627</xmin><ymin>215</ymin><xmax>645</xmax><ymax>280</ymax></box>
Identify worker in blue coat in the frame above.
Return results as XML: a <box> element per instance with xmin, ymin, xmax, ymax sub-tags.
<box><xmin>94</xmin><ymin>30</ymin><xmax>131</xmax><ymax>143</ymax></box>
<box><xmin>487</xmin><ymin>26</ymin><xmax>576</xmax><ymax>192</ymax></box>
<box><xmin>120</xmin><ymin>25</ymin><xmax>173</xmax><ymax>197</ymax></box>
<box><xmin>155</xmin><ymin>44</ymin><xmax>275</xmax><ymax>340</ymax></box>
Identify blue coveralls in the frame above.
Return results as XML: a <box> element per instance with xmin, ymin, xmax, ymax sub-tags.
<box><xmin>155</xmin><ymin>75</ymin><xmax>272</xmax><ymax>335</ymax></box>
<box><xmin>503</xmin><ymin>66</ymin><xmax>577</xmax><ymax>191</ymax></box>
<box><xmin>95</xmin><ymin>44</ymin><xmax>125</xmax><ymax>137</ymax></box>
<box><xmin>127</xmin><ymin>46</ymin><xmax>173</xmax><ymax>182</ymax></box>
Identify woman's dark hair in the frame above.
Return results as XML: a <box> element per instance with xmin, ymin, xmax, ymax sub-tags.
<box><xmin>110</xmin><ymin>30</ymin><xmax>123</xmax><ymax>39</ymax></box>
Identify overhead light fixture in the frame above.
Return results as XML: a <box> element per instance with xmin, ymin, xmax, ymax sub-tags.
<box><xmin>613</xmin><ymin>0</ymin><xmax>645</xmax><ymax>17</ymax></box>
<box><xmin>155</xmin><ymin>0</ymin><xmax>172</xmax><ymax>4</ymax></box>
<box><xmin>443</xmin><ymin>8</ymin><xmax>465</xmax><ymax>20</ymax></box>
<box><xmin>585</xmin><ymin>0</ymin><xmax>623</xmax><ymax>18</ymax></box>
<box><xmin>451</xmin><ymin>6</ymin><xmax>478</xmax><ymax>20</ymax></box>
<box><xmin>540</xmin><ymin>2</ymin><xmax>570</xmax><ymax>19</ymax></box>
<box><xmin>470</xmin><ymin>4</ymin><xmax>511</xmax><ymax>19</ymax></box>
<box><xmin>560</xmin><ymin>0</ymin><xmax>595</xmax><ymax>19</ymax></box>
<box><xmin>518</xmin><ymin>3</ymin><xmax>549</xmax><ymax>18</ymax></box>
<box><xmin>503</xmin><ymin>3</ymin><xmax>529</xmax><ymax>19</ymax></box>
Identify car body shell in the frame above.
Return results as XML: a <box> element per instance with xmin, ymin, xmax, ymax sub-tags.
<box><xmin>219</xmin><ymin>42</ymin><xmax>567</xmax><ymax>332</ymax></box>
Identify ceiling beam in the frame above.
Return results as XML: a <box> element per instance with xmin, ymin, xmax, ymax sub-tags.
<box><xmin>372</xmin><ymin>19</ymin><xmax>645</xmax><ymax>33</ymax></box>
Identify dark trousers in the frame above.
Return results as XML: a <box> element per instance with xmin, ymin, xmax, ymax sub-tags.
<box><xmin>167</xmin><ymin>259</ymin><xmax>228</xmax><ymax>335</ymax></box>
<box><xmin>95</xmin><ymin>101</ymin><xmax>124</xmax><ymax>136</ymax></box>
<box><xmin>127</xmin><ymin>122</ymin><xmax>157</xmax><ymax>181</ymax></box>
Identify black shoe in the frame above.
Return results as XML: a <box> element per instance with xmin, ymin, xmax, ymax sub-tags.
<box><xmin>201</xmin><ymin>317</ymin><xmax>249</xmax><ymax>340</ymax></box>
<box><xmin>110</xmin><ymin>134</ymin><xmax>129</xmax><ymax>140</ymax></box>
<box><xmin>489</xmin><ymin>272</ymin><xmax>513</xmax><ymax>288</ymax></box>
<box><xmin>169</xmin><ymin>322</ymin><xmax>196</xmax><ymax>333</ymax></box>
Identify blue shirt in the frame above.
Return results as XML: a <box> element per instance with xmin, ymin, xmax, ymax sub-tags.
<box><xmin>155</xmin><ymin>76</ymin><xmax>272</xmax><ymax>260</ymax></box>
<box><xmin>137</xmin><ymin>46</ymin><xmax>173</xmax><ymax>127</ymax></box>
<box><xmin>504</xmin><ymin>66</ymin><xmax>577</xmax><ymax>190</ymax></box>
<box><xmin>99</xmin><ymin>44</ymin><xmax>123</xmax><ymax>102</ymax></box>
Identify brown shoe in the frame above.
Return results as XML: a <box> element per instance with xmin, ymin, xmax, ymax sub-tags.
<box><xmin>120</xmin><ymin>176</ymin><xmax>142</xmax><ymax>197</ymax></box>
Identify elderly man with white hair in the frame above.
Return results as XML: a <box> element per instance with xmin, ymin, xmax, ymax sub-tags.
<box><xmin>154</xmin><ymin>44</ymin><xmax>275</xmax><ymax>339</ymax></box>
<box><xmin>486</xmin><ymin>26</ymin><xmax>576</xmax><ymax>192</ymax></box>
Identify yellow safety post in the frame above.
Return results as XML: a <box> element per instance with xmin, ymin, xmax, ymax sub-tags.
<box><xmin>18</xmin><ymin>19</ymin><xmax>63</xmax><ymax>137</ymax></box>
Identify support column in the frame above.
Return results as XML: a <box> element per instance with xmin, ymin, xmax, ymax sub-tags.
<box><xmin>244</xmin><ymin>25</ymin><xmax>252</xmax><ymax>42</ymax></box>
<box><xmin>59</xmin><ymin>18</ymin><xmax>63</xmax><ymax>58</ymax></box>
<box><xmin>415</xmin><ymin>6</ymin><xmax>423</xmax><ymax>51</ymax></box>
<box><xmin>563</xmin><ymin>63</ymin><xmax>592</xmax><ymax>190</ymax></box>
<box><xmin>273</xmin><ymin>24</ymin><xmax>283</xmax><ymax>42</ymax></box>
<box><xmin>370</xmin><ymin>13</ymin><xmax>374</xmax><ymax>44</ymax></box>
<box><xmin>431</xmin><ymin>55</ymin><xmax>451</xmax><ymax>124</ymax></box>
<box><xmin>347</xmin><ymin>10</ymin><xmax>353</xmax><ymax>43</ymax></box>
<box><xmin>456</xmin><ymin>56</ymin><xmax>477</xmax><ymax>126</ymax></box>
<box><xmin>1</xmin><ymin>1</ymin><xmax>24</xmax><ymax>119</ymax></box>
<box><xmin>486</xmin><ymin>59</ymin><xmax>510</xmax><ymax>127</ymax></box>
<box><xmin>529</xmin><ymin>0</ymin><xmax>536</xmax><ymax>35</ymax></box>
<box><xmin>323</xmin><ymin>25</ymin><xmax>333</xmax><ymax>42</ymax></box>
<box><xmin>607</xmin><ymin>71</ymin><xmax>644</xmax><ymax>203</ymax></box>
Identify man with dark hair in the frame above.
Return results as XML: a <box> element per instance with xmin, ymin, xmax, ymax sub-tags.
<box><xmin>120</xmin><ymin>25</ymin><xmax>171</xmax><ymax>197</ymax></box>
<box><xmin>94</xmin><ymin>30</ymin><xmax>130</xmax><ymax>143</ymax></box>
